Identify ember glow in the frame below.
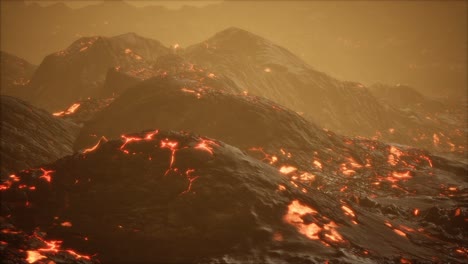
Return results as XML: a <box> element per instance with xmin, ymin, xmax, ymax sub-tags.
<box><xmin>26</xmin><ymin>250</ymin><xmax>46</xmax><ymax>263</ymax></box>
<box><xmin>83</xmin><ymin>136</ymin><xmax>108</xmax><ymax>154</ymax></box>
<box><xmin>194</xmin><ymin>139</ymin><xmax>219</xmax><ymax>155</ymax></box>
<box><xmin>1</xmin><ymin>6</ymin><xmax>466</xmax><ymax>263</ymax></box>
<box><xmin>120</xmin><ymin>130</ymin><xmax>159</xmax><ymax>153</ymax></box>
<box><xmin>279</xmin><ymin>165</ymin><xmax>297</xmax><ymax>175</ymax></box>
<box><xmin>52</xmin><ymin>103</ymin><xmax>81</xmax><ymax>117</ymax></box>
<box><xmin>341</xmin><ymin>205</ymin><xmax>356</xmax><ymax>218</ymax></box>
<box><xmin>23</xmin><ymin>232</ymin><xmax>92</xmax><ymax>263</ymax></box>
<box><xmin>39</xmin><ymin>168</ymin><xmax>55</xmax><ymax>183</ymax></box>
<box><xmin>284</xmin><ymin>200</ymin><xmax>345</xmax><ymax>243</ymax></box>
<box><xmin>160</xmin><ymin>139</ymin><xmax>179</xmax><ymax>169</ymax></box>
<box><xmin>180</xmin><ymin>169</ymin><xmax>199</xmax><ymax>195</ymax></box>
<box><xmin>312</xmin><ymin>160</ymin><xmax>323</xmax><ymax>169</ymax></box>
<box><xmin>391</xmin><ymin>171</ymin><xmax>412</xmax><ymax>180</ymax></box>
<box><xmin>61</xmin><ymin>221</ymin><xmax>73</xmax><ymax>227</ymax></box>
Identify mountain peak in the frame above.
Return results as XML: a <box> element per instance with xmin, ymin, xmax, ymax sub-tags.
<box><xmin>111</xmin><ymin>32</ymin><xmax>145</xmax><ymax>42</ymax></box>
<box><xmin>201</xmin><ymin>27</ymin><xmax>272</xmax><ymax>53</ymax></box>
<box><xmin>216</xmin><ymin>27</ymin><xmax>251</xmax><ymax>35</ymax></box>
<box><xmin>212</xmin><ymin>27</ymin><xmax>263</xmax><ymax>41</ymax></box>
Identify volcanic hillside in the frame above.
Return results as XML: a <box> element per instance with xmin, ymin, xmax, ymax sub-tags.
<box><xmin>183</xmin><ymin>27</ymin><xmax>467</xmax><ymax>157</ymax></box>
<box><xmin>74</xmin><ymin>76</ymin><xmax>335</xmax><ymax>152</ymax></box>
<box><xmin>2</xmin><ymin>129</ymin><xmax>467</xmax><ymax>263</ymax></box>
<box><xmin>0</xmin><ymin>96</ymin><xmax>79</xmax><ymax>176</ymax></box>
<box><xmin>183</xmin><ymin>27</ymin><xmax>399</xmax><ymax>135</ymax></box>
<box><xmin>28</xmin><ymin>32</ymin><xmax>170</xmax><ymax>111</ymax></box>
<box><xmin>20</xmin><ymin>29</ymin><xmax>466</xmax><ymax>158</ymax></box>
<box><xmin>369</xmin><ymin>83</ymin><xmax>467</xmax><ymax>158</ymax></box>
<box><xmin>0</xmin><ymin>51</ymin><xmax>37</xmax><ymax>100</ymax></box>
<box><xmin>1</xmin><ymin>29</ymin><xmax>466</xmax><ymax>263</ymax></box>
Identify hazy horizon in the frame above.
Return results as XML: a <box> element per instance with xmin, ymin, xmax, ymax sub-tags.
<box><xmin>25</xmin><ymin>0</ymin><xmax>222</xmax><ymax>9</ymax></box>
<box><xmin>2</xmin><ymin>0</ymin><xmax>467</xmax><ymax>98</ymax></box>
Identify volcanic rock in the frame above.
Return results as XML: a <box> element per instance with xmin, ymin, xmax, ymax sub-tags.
<box><xmin>1</xmin><ymin>130</ymin><xmax>466</xmax><ymax>263</ymax></box>
<box><xmin>0</xmin><ymin>96</ymin><xmax>79</xmax><ymax>177</ymax></box>
<box><xmin>29</xmin><ymin>32</ymin><xmax>170</xmax><ymax>111</ymax></box>
<box><xmin>184</xmin><ymin>27</ymin><xmax>397</xmax><ymax>136</ymax></box>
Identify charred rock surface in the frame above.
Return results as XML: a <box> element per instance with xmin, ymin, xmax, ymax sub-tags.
<box><xmin>98</xmin><ymin>67</ymin><xmax>141</xmax><ymax>98</ymax></box>
<box><xmin>70</xmin><ymin>76</ymin><xmax>467</xmax><ymax>261</ymax></box>
<box><xmin>0</xmin><ymin>217</ymin><xmax>98</xmax><ymax>264</ymax></box>
<box><xmin>369</xmin><ymin>83</ymin><xmax>467</xmax><ymax>158</ymax></box>
<box><xmin>51</xmin><ymin>97</ymin><xmax>115</xmax><ymax>126</ymax></box>
<box><xmin>74</xmin><ymin>76</ymin><xmax>335</xmax><ymax>152</ymax></box>
<box><xmin>1</xmin><ymin>130</ymin><xmax>466</xmax><ymax>263</ymax></box>
<box><xmin>0</xmin><ymin>96</ymin><xmax>79</xmax><ymax>177</ymax></box>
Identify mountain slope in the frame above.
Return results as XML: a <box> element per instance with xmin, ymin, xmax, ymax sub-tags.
<box><xmin>184</xmin><ymin>28</ymin><xmax>467</xmax><ymax>158</ymax></box>
<box><xmin>29</xmin><ymin>32</ymin><xmax>170</xmax><ymax>111</ymax></box>
<box><xmin>74</xmin><ymin>75</ymin><xmax>335</xmax><ymax>152</ymax></box>
<box><xmin>0</xmin><ymin>51</ymin><xmax>36</xmax><ymax>99</ymax></box>
<box><xmin>0</xmin><ymin>96</ymin><xmax>79</xmax><ymax>176</ymax></box>
<box><xmin>369</xmin><ymin>83</ymin><xmax>467</xmax><ymax>157</ymax></box>
<box><xmin>2</xmin><ymin>129</ymin><xmax>467</xmax><ymax>263</ymax></box>
<box><xmin>1</xmin><ymin>72</ymin><xmax>466</xmax><ymax>263</ymax></box>
<box><xmin>184</xmin><ymin>27</ymin><xmax>398</xmax><ymax>136</ymax></box>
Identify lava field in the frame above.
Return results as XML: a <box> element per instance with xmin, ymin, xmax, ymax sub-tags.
<box><xmin>0</xmin><ymin>5</ymin><xmax>467</xmax><ymax>264</ymax></box>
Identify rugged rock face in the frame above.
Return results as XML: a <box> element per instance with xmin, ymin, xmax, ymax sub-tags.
<box><xmin>98</xmin><ymin>67</ymin><xmax>141</xmax><ymax>97</ymax></box>
<box><xmin>0</xmin><ymin>51</ymin><xmax>36</xmax><ymax>100</ymax></box>
<box><xmin>370</xmin><ymin>83</ymin><xmax>428</xmax><ymax>108</ymax></box>
<box><xmin>369</xmin><ymin>83</ymin><xmax>467</xmax><ymax>158</ymax></box>
<box><xmin>74</xmin><ymin>76</ymin><xmax>335</xmax><ymax>152</ymax></box>
<box><xmin>184</xmin><ymin>27</ymin><xmax>397</xmax><ymax>136</ymax></box>
<box><xmin>72</xmin><ymin>74</ymin><xmax>467</xmax><ymax>200</ymax></box>
<box><xmin>21</xmin><ymin>29</ymin><xmax>466</xmax><ymax>158</ymax></box>
<box><xmin>28</xmin><ymin>33</ymin><xmax>170</xmax><ymax>111</ymax></box>
<box><xmin>1</xmin><ymin>130</ymin><xmax>466</xmax><ymax>263</ymax></box>
<box><xmin>0</xmin><ymin>216</ymin><xmax>98</xmax><ymax>264</ymax></box>
<box><xmin>183</xmin><ymin>28</ymin><xmax>466</xmax><ymax>158</ymax></box>
<box><xmin>0</xmin><ymin>96</ymin><xmax>79</xmax><ymax>176</ymax></box>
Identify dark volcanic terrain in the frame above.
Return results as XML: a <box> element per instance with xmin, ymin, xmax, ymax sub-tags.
<box><xmin>1</xmin><ymin>128</ymin><xmax>467</xmax><ymax>263</ymax></box>
<box><xmin>0</xmin><ymin>96</ymin><xmax>79</xmax><ymax>176</ymax></box>
<box><xmin>14</xmin><ymin>29</ymin><xmax>466</xmax><ymax>159</ymax></box>
<box><xmin>0</xmin><ymin>27</ymin><xmax>466</xmax><ymax>264</ymax></box>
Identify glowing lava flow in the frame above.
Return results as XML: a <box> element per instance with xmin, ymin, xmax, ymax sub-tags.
<box><xmin>194</xmin><ymin>139</ymin><xmax>219</xmax><ymax>155</ymax></box>
<box><xmin>180</xmin><ymin>169</ymin><xmax>200</xmax><ymax>195</ymax></box>
<box><xmin>52</xmin><ymin>103</ymin><xmax>81</xmax><ymax>117</ymax></box>
<box><xmin>312</xmin><ymin>160</ymin><xmax>323</xmax><ymax>170</ymax></box>
<box><xmin>39</xmin><ymin>168</ymin><xmax>55</xmax><ymax>183</ymax></box>
<box><xmin>248</xmin><ymin>147</ymin><xmax>278</xmax><ymax>164</ymax></box>
<box><xmin>0</xmin><ymin>174</ymin><xmax>19</xmax><ymax>190</ymax></box>
<box><xmin>83</xmin><ymin>136</ymin><xmax>108</xmax><ymax>154</ymax></box>
<box><xmin>26</xmin><ymin>251</ymin><xmax>46</xmax><ymax>263</ymax></box>
<box><xmin>120</xmin><ymin>130</ymin><xmax>159</xmax><ymax>154</ymax></box>
<box><xmin>279</xmin><ymin>166</ymin><xmax>297</xmax><ymax>175</ymax></box>
<box><xmin>283</xmin><ymin>200</ymin><xmax>345</xmax><ymax>243</ymax></box>
<box><xmin>160</xmin><ymin>139</ymin><xmax>179</xmax><ymax>174</ymax></box>
<box><xmin>25</xmin><ymin>234</ymin><xmax>91</xmax><ymax>264</ymax></box>
<box><xmin>341</xmin><ymin>205</ymin><xmax>356</xmax><ymax>218</ymax></box>
<box><xmin>391</xmin><ymin>171</ymin><xmax>412</xmax><ymax>180</ymax></box>
<box><xmin>284</xmin><ymin>200</ymin><xmax>320</xmax><ymax>240</ymax></box>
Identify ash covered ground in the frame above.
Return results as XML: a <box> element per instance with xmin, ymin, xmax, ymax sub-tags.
<box><xmin>0</xmin><ymin>28</ymin><xmax>466</xmax><ymax>264</ymax></box>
